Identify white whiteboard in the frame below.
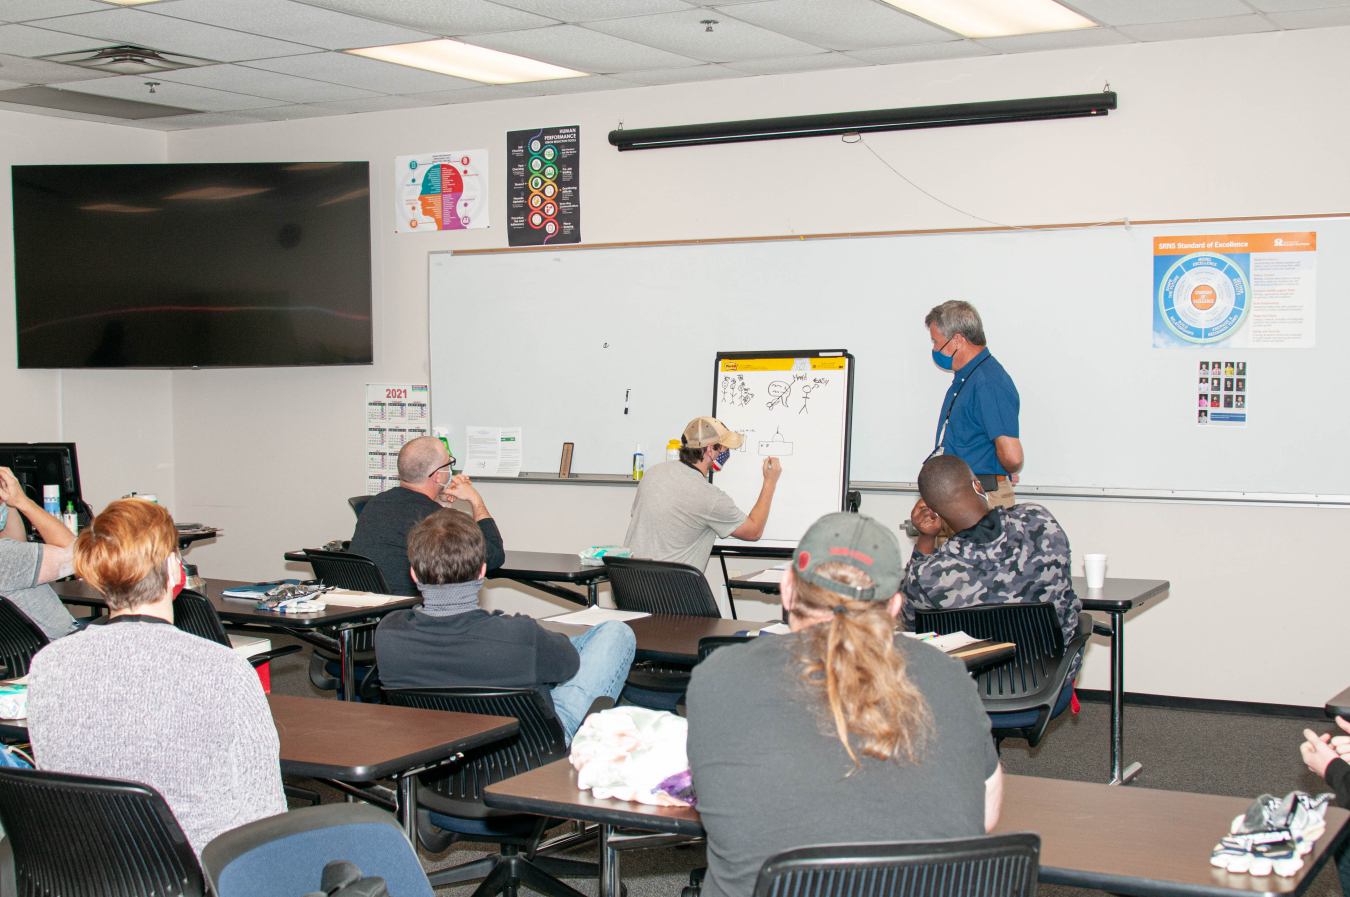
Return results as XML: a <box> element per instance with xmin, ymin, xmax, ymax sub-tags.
<box><xmin>428</xmin><ymin>216</ymin><xmax>1350</xmax><ymax>497</ymax></box>
<box><xmin>710</xmin><ymin>352</ymin><xmax>852</xmax><ymax>545</ymax></box>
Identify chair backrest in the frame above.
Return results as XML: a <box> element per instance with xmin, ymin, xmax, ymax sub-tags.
<box><xmin>915</xmin><ymin>602</ymin><xmax>1062</xmax><ymax>700</ymax></box>
<box><xmin>202</xmin><ymin>803</ymin><xmax>432</xmax><ymax>897</ymax></box>
<box><xmin>0</xmin><ymin>596</ymin><xmax>48</xmax><ymax>680</ymax></box>
<box><xmin>172</xmin><ymin>589</ymin><xmax>231</xmax><ymax>648</ymax></box>
<box><xmin>752</xmin><ymin>834</ymin><xmax>1040</xmax><ymax>897</ymax></box>
<box><xmin>382</xmin><ymin>687</ymin><xmax>567</xmax><ymax>817</ymax></box>
<box><xmin>0</xmin><ymin>766</ymin><xmax>205</xmax><ymax>897</ymax></box>
<box><xmin>603</xmin><ymin>556</ymin><xmax>720</xmax><ymax>617</ymax></box>
<box><xmin>347</xmin><ymin>495</ymin><xmax>371</xmax><ymax>518</ymax></box>
<box><xmin>302</xmin><ymin>549</ymin><xmax>392</xmax><ymax>594</ymax></box>
<box><xmin>697</xmin><ymin>635</ymin><xmax>754</xmax><ymax>662</ymax></box>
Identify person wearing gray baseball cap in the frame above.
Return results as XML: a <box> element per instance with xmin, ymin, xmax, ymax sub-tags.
<box><xmin>623</xmin><ymin>416</ymin><xmax>782</xmax><ymax>573</ymax></box>
<box><xmin>685</xmin><ymin>512</ymin><xmax>1003</xmax><ymax>897</ymax></box>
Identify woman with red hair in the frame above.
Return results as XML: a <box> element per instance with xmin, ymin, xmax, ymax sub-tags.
<box><xmin>27</xmin><ymin>498</ymin><xmax>287</xmax><ymax>856</ymax></box>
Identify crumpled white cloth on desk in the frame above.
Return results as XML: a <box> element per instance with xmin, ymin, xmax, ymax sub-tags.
<box><xmin>569</xmin><ymin>707</ymin><xmax>691</xmax><ymax>807</ymax></box>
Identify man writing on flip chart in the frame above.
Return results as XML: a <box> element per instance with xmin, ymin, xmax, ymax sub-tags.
<box><xmin>624</xmin><ymin>416</ymin><xmax>782</xmax><ymax>573</ymax></box>
<box><xmin>925</xmin><ymin>300</ymin><xmax>1022</xmax><ymax>509</ymax></box>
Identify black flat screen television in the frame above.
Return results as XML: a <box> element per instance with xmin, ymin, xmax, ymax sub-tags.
<box><xmin>12</xmin><ymin>162</ymin><xmax>373</xmax><ymax>368</ymax></box>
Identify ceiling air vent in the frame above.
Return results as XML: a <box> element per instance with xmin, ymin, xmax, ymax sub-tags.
<box><xmin>40</xmin><ymin>44</ymin><xmax>214</xmax><ymax>75</ymax></box>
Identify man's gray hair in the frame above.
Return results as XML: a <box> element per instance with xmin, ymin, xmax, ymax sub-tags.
<box><xmin>397</xmin><ymin>436</ymin><xmax>448</xmax><ymax>483</ymax></box>
<box><xmin>924</xmin><ymin>300</ymin><xmax>986</xmax><ymax>346</ymax></box>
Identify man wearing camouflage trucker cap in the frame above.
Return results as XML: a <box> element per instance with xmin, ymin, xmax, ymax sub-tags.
<box><xmin>686</xmin><ymin>512</ymin><xmax>1002</xmax><ymax>897</ymax></box>
<box><xmin>623</xmin><ymin>416</ymin><xmax>782</xmax><ymax>573</ymax></box>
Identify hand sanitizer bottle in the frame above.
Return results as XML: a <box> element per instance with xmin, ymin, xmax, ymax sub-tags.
<box><xmin>632</xmin><ymin>444</ymin><xmax>644</xmax><ymax>480</ymax></box>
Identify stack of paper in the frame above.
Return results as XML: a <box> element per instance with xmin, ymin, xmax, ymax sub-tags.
<box><xmin>545</xmin><ymin>607</ymin><xmax>650</xmax><ymax>627</ymax></box>
<box><xmin>903</xmin><ymin>631</ymin><xmax>986</xmax><ymax>652</ymax></box>
<box><xmin>748</xmin><ymin>566</ymin><xmax>786</xmax><ymax>583</ymax></box>
<box><xmin>324</xmin><ymin>590</ymin><xmax>404</xmax><ymax>608</ymax></box>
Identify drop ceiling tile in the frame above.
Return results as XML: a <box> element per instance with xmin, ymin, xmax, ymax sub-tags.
<box><xmin>500</xmin><ymin>73</ymin><xmax>634</xmax><ymax>94</ymax></box>
<box><xmin>1246</xmin><ymin>0</ymin><xmax>1350</xmax><ymax>10</ymax></box>
<box><xmin>133</xmin><ymin>110</ymin><xmax>272</xmax><ymax>130</ymax></box>
<box><xmin>59</xmin><ymin>74</ymin><xmax>283</xmax><ymax>111</ymax></box>
<box><xmin>0</xmin><ymin>50</ymin><xmax>114</xmax><ymax>83</ymax></box>
<box><xmin>462</xmin><ymin>24</ymin><xmax>701</xmax><ymax>72</ymax></box>
<box><xmin>1114</xmin><ymin>14</ymin><xmax>1277</xmax><ymax>40</ymax></box>
<box><xmin>725</xmin><ymin>51</ymin><xmax>866</xmax><ymax>74</ymax></box>
<box><xmin>844</xmin><ymin>40</ymin><xmax>992</xmax><ymax>63</ymax></box>
<box><xmin>0</xmin><ymin>0</ymin><xmax>105</xmax><ymax>24</ymax></box>
<box><xmin>404</xmin><ymin>84</ymin><xmax>525</xmax><ymax>103</ymax></box>
<box><xmin>307</xmin><ymin>94</ymin><xmax>428</xmax><ymax>113</ymax></box>
<box><xmin>1268</xmin><ymin>6</ymin><xmax>1350</xmax><ymax>24</ymax></box>
<box><xmin>32</xmin><ymin>8</ymin><xmax>320</xmax><ymax>62</ymax></box>
<box><xmin>0</xmin><ymin>22</ymin><xmax>111</xmax><ymax>55</ymax></box>
<box><xmin>245</xmin><ymin>51</ymin><xmax>482</xmax><ymax>92</ymax></box>
<box><xmin>718</xmin><ymin>0</ymin><xmax>954</xmax><ymax>51</ymax></box>
<box><xmin>587</xmin><ymin>8</ymin><xmax>826</xmax><ymax>62</ymax></box>
<box><xmin>243</xmin><ymin>102</ymin><xmax>342</xmax><ymax>120</ymax></box>
<box><xmin>975</xmin><ymin>26</ymin><xmax>1133</xmax><ymax>53</ymax></box>
<box><xmin>492</xmin><ymin>0</ymin><xmax>693</xmax><ymax>21</ymax></box>
<box><xmin>151</xmin><ymin>0</ymin><xmax>436</xmax><ymax>51</ymax></box>
<box><xmin>1061</xmin><ymin>0</ymin><xmax>1253</xmax><ymax>25</ymax></box>
<box><xmin>157</xmin><ymin>63</ymin><xmax>379</xmax><ymax>103</ymax></box>
<box><xmin>295</xmin><ymin>0</ymin><xmax>557</xmax><ymax>36</ymax></box>
<box><xmin>0</xmin><ymin>99</ymin><xmax>128</xmax><ymax>122</ymax></box>
<box><xmin>617</xmin><ymin>62</ymin><xmax>745</xmax><ymax>83</ymax></box>
<box><xmin>0</xmin><ymin>77</ymin><xmax>23</xmax><ymax>89</ymax></box>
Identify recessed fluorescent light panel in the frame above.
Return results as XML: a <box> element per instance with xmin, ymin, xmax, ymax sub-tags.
<box><xmin>347</xmin><ymin>40</ymin><xmax>586</xmax><ymax>85</ymax></box>
<box><xmin>100</xmin><ymin>0</ymin><xmax>167</xmax><ymax>5</ymax></box>
<box><xmin>880</xmin><ymin>0</ymin><xmax>1096</xmax><ymax>38</ymax></box>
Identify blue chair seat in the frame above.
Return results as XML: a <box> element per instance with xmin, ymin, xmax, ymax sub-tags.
<box><xmin>987</xmin><ymin>680</ymin><xmax>1074</xmax><ymax>731</ymax></box>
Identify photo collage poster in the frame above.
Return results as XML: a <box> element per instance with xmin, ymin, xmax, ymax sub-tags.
<box><xmin>1196</xmin><ymin>361</ymin><xmax>1248</xmax><ymax>427</ymax></box>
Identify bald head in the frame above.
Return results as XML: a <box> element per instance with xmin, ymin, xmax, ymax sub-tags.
<box><xmin>917</xmin><ymin>455</ymin><xmax>987</xmax><ymax>523</ymax></box>
<box><xmin>398</xmin><ymin>436</ymin><xmax>449</xmax><ymax>483</ymax></box>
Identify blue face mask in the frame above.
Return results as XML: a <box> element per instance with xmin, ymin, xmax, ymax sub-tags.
<box><xmin>931</xmin><ymin>336</ymin><xmax>956</xmax><ymax>371</ymax></box>
<box><xmin>711</xmin><ymin>448</ymin><xmax>731</xmax><ymax>471</ymax></box>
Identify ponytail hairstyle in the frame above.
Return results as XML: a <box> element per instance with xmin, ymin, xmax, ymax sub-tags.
<box><xmin>790</xmin><ymin>562</ymin><xmax>932</xmax><ymax>771</ymax></box>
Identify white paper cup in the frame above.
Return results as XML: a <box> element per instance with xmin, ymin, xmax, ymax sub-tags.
<box><xmin>1084</xmin><ymin>554</ymin><xmax>1107</xmax><ymax>589</ymax></box>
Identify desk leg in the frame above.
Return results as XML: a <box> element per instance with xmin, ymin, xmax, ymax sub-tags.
<box><xmin>397</xmin><ymin>773</ymin><xmax>417</xmax><ymax>845</ymax></box>
<box><xmin>1108</xmin><ymin>610</ymin><xmax>1142</xmax><ymax>786</ymax></box>
<box><xmin>598</xmin><ymin>824</ymin><xmax>621</xmax><ymax>897</ymax></box>
<box><xmin>339</xmin><ymin>627</ymin><xmax>355</xmax><ymax>702</ymax></box>
<box><xmin>588</xmin><ymin>582</ymin><xmax>598</xmax><ymax>607</ymax></box>
<box><xmin>717</xmin><ymin>556</ymin><xmax>738</xmax><ymax>620</ymax></box>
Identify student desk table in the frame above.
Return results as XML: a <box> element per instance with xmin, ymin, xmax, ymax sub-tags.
<box><xmin>1327</xmin><ymin>687</ymin><xmax>1350</xmax><ymax>719</ymax></box>
<box><xmin>270</xmin><ymin>694</ymin><xmax>517</xmax><ymax>837</ymax></box>
<box><xmin>486</xmin><ymin>760</ymin><xmax>1349</xmax><ymax>897</ymax></box>
<box><xmin>52</xmin><ymin>578</ymin><xmax>419</xmax><ymax>702</ymax></box>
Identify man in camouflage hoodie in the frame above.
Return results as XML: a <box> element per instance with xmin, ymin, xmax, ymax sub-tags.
<box><xmin>902</xmin><ymin>454</ymin><xmax>1082</xmax><ymax>679</ymax></box>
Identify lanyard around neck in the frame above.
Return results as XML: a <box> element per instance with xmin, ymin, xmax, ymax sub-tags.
<box><xmin>929</xmin><ymin>353</ymin><xmax>991</xmax><ymax>459</ymax></box>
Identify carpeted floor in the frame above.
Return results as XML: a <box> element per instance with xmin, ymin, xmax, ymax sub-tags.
<box><xmin>263</xmin><ymin>638</ymin><xmax>1345</xmax><ymax>897</ymax></box>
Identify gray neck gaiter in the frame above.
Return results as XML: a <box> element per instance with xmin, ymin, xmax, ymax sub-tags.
<box><xmin>419</xmin><ymin>578</ymin><xmax>485</xmax><ymax>617</ymax></box>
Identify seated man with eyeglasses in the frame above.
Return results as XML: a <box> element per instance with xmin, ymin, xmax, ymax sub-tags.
<box><xmin>349</xmin><ymin>436</ymin><xmax>504</xmax><ymax>596</ymax></box>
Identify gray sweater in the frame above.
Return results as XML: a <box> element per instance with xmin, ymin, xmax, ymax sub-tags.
<box><xmin>27</xmin><ymin>620</ymin><xmax>287</xmax><ymax>856</ymax></box>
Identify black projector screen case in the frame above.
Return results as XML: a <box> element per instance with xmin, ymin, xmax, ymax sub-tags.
<box><xmin>12</xmin><ymin>162</ymin><xmax>373</xmax><ymax>368</ymax></box>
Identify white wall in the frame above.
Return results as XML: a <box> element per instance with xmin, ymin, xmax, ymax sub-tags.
<box><xmin>5</xmin><ymin>27</ymin><xmax>1347</xmax><ymax>705</ymax></box>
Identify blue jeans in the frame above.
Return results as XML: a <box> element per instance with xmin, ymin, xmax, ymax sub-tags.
<box><xmin>550</xmin><ymin>621</ymin><xmax>636</xmax><ymax>739</ymax></box>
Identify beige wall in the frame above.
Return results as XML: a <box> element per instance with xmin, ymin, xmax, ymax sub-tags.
<box><xmin>5</xmin><ymin>27</ymin><xmax>1349</xmax><ymax>705</ymax></box>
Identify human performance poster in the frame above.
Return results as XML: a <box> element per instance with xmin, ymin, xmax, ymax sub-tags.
<box><xmin>1153</xmin><ymin>233</ymin><xmax>1316</xmax><ymax>348</ymax></box>
<box><xmin>366</xmin><ymin>384</ymin><xmax>429</xmax><ymax>493</ymax></box>
<box><xmin>394</xmin><ymin>151</ymin><xmax>488</xmax><ymax>233</ymax></box>
<box><xmin>507</xmin><ymin>126</ymin><xmax>580</xmax><ymax>246</ymax></box>
<box><xmin>1195</xmin><ymin>360</ymin><xmax>1248</xmax><ymax>428</ymax></box>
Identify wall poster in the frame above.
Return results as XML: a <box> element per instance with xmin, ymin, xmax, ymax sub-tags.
<box><xmin>507</xmin><ymin>126</ymin><xmax>580</xmax><ymax>246</ymax></box>
<box><xmin>1196</xmin><ymin>360</ymin><xmax>1248</xmax><ymax>428</ymax></box>
<box><xmin>394</xmin><ymin>151</ymin><xmax>489</xmax><ymax>233</ymax></box>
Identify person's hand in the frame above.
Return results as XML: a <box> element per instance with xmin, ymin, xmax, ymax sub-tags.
<box><xmin>909</xmin><ymin>499</ymin><xmax>943</xmax><ymax>538</ymax></box>
<box><xmin>0</xmin><ymin>468</ymin><xmax>32</xmax><ymax>511</ymax></box>
<box><xmin>441</xmin><ymin>473</ymin><xmax>482</xmax><ymax>506</ymax></box>
<box><xmin>1328</xmin><ymin>717</ymin><xmax>1350</xmax><ymax>756</ymax></box>
<box><xmin>1010</xmin><ymin>474</ymin><xmax>1020</xmax><ymax>486</ymax></box>
<box><xmin>762</xmin><ymin>457</ymin><xmax>782</xmax><ymax>484</ymax></box>
<box><xmin>1302</xmin><ymin>728</ymin><xmax>1342</xmax><ymax>778</ymax></box>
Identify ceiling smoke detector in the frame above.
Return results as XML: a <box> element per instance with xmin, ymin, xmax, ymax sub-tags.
<box><xmin>41</xmin><ymin>45</ymin><xmax>214</xmax><ymax>75</ymax></box>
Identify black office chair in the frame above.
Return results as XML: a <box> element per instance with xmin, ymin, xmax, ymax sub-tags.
<box><xmin>748</xmin><ymin>834</ymin><xmax>1040</xmax><ymax>897</ymax></box>
<box><xmin>301</xmin><ymin>549</ymin><xmax>389</xmax><ymax>701</ymax></box>
<box><xmin>0</xmin><ymin>766</ymin><xmax>205</xmax><ymax>897</ymax></box>
<box><xmin>382</xmin><ymin>686</ymin><xmax>600</xmax><ymax>897</ymax></box>
<box><xmin>173</xmin><ymin>589</ymin><xmax>301</xmax><ymax>671</ymax></box>
<box><xmin>916</xmin><ymin>603</ymin><xmax>1092</xmax><ymax>747</ymax></box>
<box><xmin>347</xmin><ymin>495</ymin><xmax>372</xmax><ymax>518</ymax></box>
<box><xmin>0</xmin><ymin>596</ymin><xmax>48</xmax><ymax>681</ymax></box>
<box><xmin>603</xmin><ymin>556</ymin><xmax>721</xmax><ymax>710</ymax></box>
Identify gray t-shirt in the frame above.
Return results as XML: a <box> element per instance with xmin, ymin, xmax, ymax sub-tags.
<box><xmin>0</xmin><ymin>540</ymin><xmax>75</xmax><ymax>640</ymax></box>
<box><xmin>623</xmin><ymin>461</ymin><xmax>747</xmax><ymax>571</ymax></box>
<box><xmin>28</xmin><ymin>621</ymin><xmax>288</xmax><ymax>856</ymax></box>
<box><xmin>687</xmin><ymin>632</ymin><xmax>1000</xmax><ymax>897</ymax></box>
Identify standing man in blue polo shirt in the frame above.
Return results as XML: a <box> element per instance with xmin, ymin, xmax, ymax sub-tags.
<box><xmin>925</xmin><ymin>300</ymin><xmax>1022</xmax><ymax>509</ymax></box>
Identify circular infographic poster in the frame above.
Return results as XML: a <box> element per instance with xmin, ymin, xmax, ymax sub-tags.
<box><xmin>1156</xmin><ymin>252</ymin><xmax>1250</xmax><ymax>344</ymax></box>
<box><xmin>393</xmin><ymin>150</ymin><xmax>489</xmax><ymax>234</ymax></box>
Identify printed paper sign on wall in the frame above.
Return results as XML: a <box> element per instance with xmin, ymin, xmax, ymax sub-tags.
<box><xmin>1195</xmin><ymin>360</ymin><xmax>1248</xmax><ymax>428</ymax></box>
<box><xmin>1153</xmin><ymin>233</ymin><xmax>1315</xmax><ymax>348</ymax></box>
<box><xmin>507</xmin><ymin>126</ymin><xmax>580</xmax><ymax>246</ymax></box>
<box><xmin>394</xmin><ymin>152</ymin><xmax>488</xmax><ymax>233</ymax></box>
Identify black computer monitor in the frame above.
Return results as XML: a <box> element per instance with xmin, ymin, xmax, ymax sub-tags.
<box><xmin>0</xmin><ymin>443</ymin><xmax>88</xmax><ymax>535</ymax></box>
